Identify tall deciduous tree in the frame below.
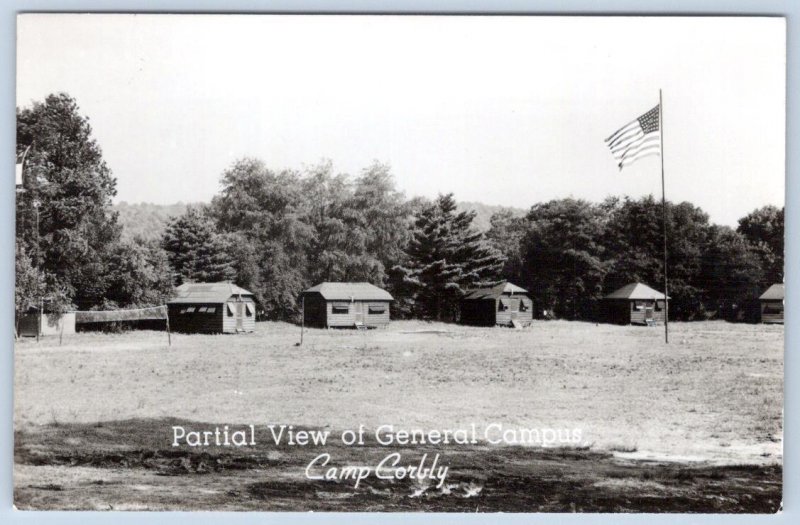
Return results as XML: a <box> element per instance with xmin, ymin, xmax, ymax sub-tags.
<box><xmin>604</xmin><ymin>196</ymin><xmax>711</xmax><ymax>320</ymax></box>
<box><xmin>394</xmin><ymin>193</ymin><xmax>505</xmax><ymax>321</ymax></box>
<box><xmin>16</xmin><ymin>93</ymin><xmax>121</xmax><ymax>309</ymax></box>
<box><xmin>737</xmin><ymin>205</ymin><xmax>784</xmax><ymax>286</ymax></box>
<box><xmin>211</xmin><ymin>159</ymin><xmax>313</xmax><ymax>319</ymax></box>
<box><xmin>699</xmin><ymin>226</ymin><xmax>764</xmax><ymax>320</ymax></box>
<box><xmin>486</xmin><ymin>209</ymin><xmax>528</xmax><ymax>284</ymax></box>
<box><xmin>520</xmin><ymin>199</ymin><xmax>607</xmax><ymax>320</ymax></box>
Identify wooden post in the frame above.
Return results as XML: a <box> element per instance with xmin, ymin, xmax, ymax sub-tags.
<box><xmin>659</xmin><ymin>89</ymin><xmax>669</xmax><ymax>344</ymax></box>
<box><xmin>37</xmin><ymin>297</ymin><xmax>42</xmax><ymax>342</ymax></box>
<box><xmin>300</xmin><ymin>295</ymin><xmax>305</xmax><ymax>346</ymax></box>
<box><xmin>165</xmin><ymin>307</ymin><xmax>172</xmax><ymax>346</ymax></box>
<box><xmin>59</xmin><ymin>317</ymin><xmax>64</xmax><ymax>346</ymax></box>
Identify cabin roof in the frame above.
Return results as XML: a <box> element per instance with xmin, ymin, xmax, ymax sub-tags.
<box><xmin>759</xmin><ymin>283</ymin><xmax>784</xmax><ymax>301</ymax></box>
<box><xmin>464</xmin><ymin>281</ymin><xmax>529</xmax><ymax>300</ymax></box>
<box><xmin>605</xmin><ymin>282</ymin><xmax>668</xmax><ymax>300</ymax></box>
<box><xmin>303</xmin><ymin>282</ymin><xmax>393</xmax><ymax>301</ymax></box>
<box><xmin>169</xmin><ymin>282</ymin><xmax>254</xmax><ymax>304</ymax></box>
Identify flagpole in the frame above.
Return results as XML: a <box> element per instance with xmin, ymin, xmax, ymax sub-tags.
<box><xmin>660</xmin><ymin>89</ymin><xmax>669</xmax><ymax>344</ymax></box>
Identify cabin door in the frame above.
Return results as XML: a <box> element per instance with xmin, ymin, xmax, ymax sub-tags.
<box><xmin>645</xmin><ymin>305</ymin><xmax>654</xmax><ymax>321</ymax></box>
<box><xmin>235</xmin><ymin>302</ymin><xmax>244</xmax><ymax>331</ymax></box>
<box><xmin>509</xmin><ymin>297</ymin><xmax>519</xmax><ymax>321</ymax></box>
<box><xmin>353</xmin><ymin>302</ymin><xmax>365</xmax><ymax>324</ymax></box>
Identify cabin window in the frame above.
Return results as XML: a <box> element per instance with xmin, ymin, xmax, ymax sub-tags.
<box><xmin>368</xmin><ymin>305</ymin><xmax>386</xmax><ymax>314</ymax></box>
<box><xmin>498</xmin><ymin>299</ymin><xmax>509</xmax><ymax>312</ymax></box>
<box><xmin>226</xmin><ymin>303</ymin><xmax>235</xmax><ymax>316</ymax></box>
<box><xmin>332</xmin><ymin>304</ymin><xmax>349</xmax><ymax>314</ymax></box>
<box><xmin>207</xmin><ymin>306</ymin><xmax>217</xmax><ymax>314</ymax></box>
<box><xmin>245</xmin><ymin>303</ymin><xmax>254</xmax><ymax>316</ymax></box>
<box><xmin>633</xmin><ymin>301</ymin><xmax>647</xmax><ymax>311</ymax></box>
<box><xmin>520</xmin><ymin>300</ymin><xmax>529</xmax><ymax>312</ymax></box>
<box><xmin>198</xmin><ymin>306</ymin><xmax>208</xmax><ymax>313</ymax></box>
<box><xmin>186</xmin><ymin>306</ymin><xmax>196</xmax><ymax>313</ymax></box>
<box><xmin>655</xmin><ymin>301</ymin><xmax>664</xmax><ymax>312</ymax></box>
<box><xmin>179</xmin><ymin>307</ymin><xmax>188</xmax><ymax>314</ymax></box>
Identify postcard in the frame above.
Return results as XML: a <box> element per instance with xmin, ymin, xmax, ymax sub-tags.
<box><xmin>14</xmin><ymin>14</ymin><xmax>784</xmax><ymax>512</ymax></box>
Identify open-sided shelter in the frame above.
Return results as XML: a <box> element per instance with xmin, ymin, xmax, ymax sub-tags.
<box><xmin>759</xmin><ymin>284</ymin><xmax>784</xmax><ymax>324</ymax></box>
<box><xmin>301</xmin><ymin>282</ymin><xmax>393</xmax><ymax>328</ymax></box>
<box><xmin>168</xmin><ymin>282</ymin><xmax>256</xmax><ymax>333</ymax></box>
<box><xmin>460</xmin><ymin>281</ymin><xmax>533</xmax><ymax>327</ymax></box>
<box><xmin>601</xmin><ymin>282</ymin><xmax>668</xmax><ymax>325</ymax></box>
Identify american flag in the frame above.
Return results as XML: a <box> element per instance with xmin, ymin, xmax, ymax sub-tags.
<box><xmin>605</xmin><ymin>105</ymin><xmax>660</xmax><ymax>170</ymax></box>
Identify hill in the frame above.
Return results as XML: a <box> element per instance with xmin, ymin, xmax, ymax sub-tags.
<box><xmin>456</xmin><ymin>201</ymin><xmax>527</xmax><ymax>232</ymax></box>
<box><xmin>113</xmin><ymin>200</ymin><xmax>526</xmax><ymax>241</ymax></box>
<box><xmin>113</xmin><ymin>202</ymin><xmax>194</xmax><ymax>241</ymax></box>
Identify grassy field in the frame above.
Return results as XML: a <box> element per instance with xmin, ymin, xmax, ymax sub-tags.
<box><xmin>14</xmin><ymin>320</ymin><xmax>783</xmax><ymax>511</ymax></box>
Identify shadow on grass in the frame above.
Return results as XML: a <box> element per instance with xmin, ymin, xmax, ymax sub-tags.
<box><xmin>14</xmin><ymin>418</ymin><xmax>781</xmax><ymax>512</ymax></box>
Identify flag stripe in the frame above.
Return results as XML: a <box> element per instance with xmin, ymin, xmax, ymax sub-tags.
<box><xmin>608</xmin><ymin>127</ymin><xmax>643</xmax><ymax>149</ymax></box>
<box><xmin>619</xmin><ymin>151</ymin><xmax>660</xmax><ymax>169</ymax></box>
<box><xmin>605</xmin><ymin>119</ymin><xmax>638</xmax><ymax>143</ymax></box>
<box><xmin>619</xmin><ymin>146</ymin><xmax>661</xmax><ymax>168</ymax></box>
<box><xmin>613</xmin><ymin>133</ymin><xmax>660</xmax><ymax>160</ymax></box>
<box><xmin>609</xmin><ymin>130</ymin><xmax>645</xmax><ymax>155</ymax></box>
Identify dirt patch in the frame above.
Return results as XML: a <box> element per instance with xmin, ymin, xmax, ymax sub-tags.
<box><xmin>14</xmin><ymin>418</ymin><xmax>782</xmax><ymax>512</ymax></box>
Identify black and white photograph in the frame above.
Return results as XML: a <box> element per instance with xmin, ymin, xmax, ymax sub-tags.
<box><xmin>12</xmin><ymin>14</ymin><xmax>785</xmax><ymax>512</ymax></box>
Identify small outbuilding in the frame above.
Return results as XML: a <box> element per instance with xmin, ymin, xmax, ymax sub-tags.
<box><xmin>759</xmin><ymin>284</ymin><xmax>784</xmax><ymax>324</ymax></box>
<box><xmin>460</xmin><ymin>281</ymin><xmax>533</xmax><ymax>327</ymax></box>
<box><xmin>301</xmin><ymin>282</ymin><xmax>393</xmax><ymax>328</ymax></box>
<box><xmin>601</xmin><ymin>282</ymin><xmax>668</xmax><ymax>325</ymax></box>
<box><xmin>17</xmin><ymin>309</ymin><xmax>76</xmax><ymax>338</ymax></box>
<box><xmin>167</xmin><ymin>282</ymin><xmax>256</xmax><ymax>334</ymax></box>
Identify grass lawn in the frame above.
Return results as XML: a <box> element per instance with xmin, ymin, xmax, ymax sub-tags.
<box><xmin>13</xmin><ymin>319</ymin><xmax>783</xmax><ymax>511</ymax></box>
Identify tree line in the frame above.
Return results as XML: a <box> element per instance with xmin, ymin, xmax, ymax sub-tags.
<box><xmin>15</xmin><ymin>93</ymin><xmax>784</xmax><ymax>324</ymax></box>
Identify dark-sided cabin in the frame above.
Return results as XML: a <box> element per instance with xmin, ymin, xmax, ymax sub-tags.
<box><xmin>167</xmin><ymin>282</ymin><xmax>256</xmax><ymax>334</ymax></box>
<box><xmin>601</xmin><ymin>282</ymin><xmax>668</xmax><ymax>325</ymax></box>
<box><xmin>301</xmin><ymin>282</ymin><xmax>393</xmax><ymax>328</ymax></box>
<box><xmin>759</xmin><ymin>284</ymin><xmax>784</xmax><ymax>324</ymax></box>
<box><xmin>460</xmin><ymin>281</ymin><xmax>533</xmax><ymax>327</ymax></box>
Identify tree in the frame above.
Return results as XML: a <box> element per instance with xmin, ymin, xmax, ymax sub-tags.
<box><xmin>349</xmin><ymin>161</ymin><xmax>414</xmax><ymax>269</ymax></box>
<box><xmin>15</xmin><ymin>244</ymin><xmax>44</xmax><ymax>318</ymax></box>
<box><xmin>603</xmin><ymin>196</ymin><xmax>711</xmax><ymax>320</ymax></box>
<box><xmin>16</xmin><ymin>93</ymin><xmax>121</xmax><ymax>309</ymax></box>
<box><xmin>699</xmin><ymin>226</ymin><xmax>764</xmax><ymax>320</ymax></box>
<box><xmin>211</xmin><ymin>159</ymin><xmax>313</xmax><ymax>319</ymax></box>
<box><xmin>394</xmin><ymin>194</ymin><xmax>505</xmax><ymax>321</ymax></box>
<box><xmin>102</xmin><ymin>238</ymin><xmax>175</xmax><ymax>308</ymax></box>
<box><xmin>520</xmin><ymin>199</ymin><xmax>607</xmax><ymax>319</ymax></box>
<box><xmin>737</xmin><ymin>205</ymin><xmax>784</xmax><ymax>286</ymax></box>
<box><xmin>209</xmin><ymin>158</ymin><xmax>414</xmax><ymax>321</ymax></box>
<box><xmin>161</xmin><ymin>206</ymin><xmax>236</xmax><ymax>285</ymax></box>
<box><xmin>301</xmin><ymin>160</ymin><xmax>413</xmax><ymax>286</ymax></box>
<box><xmin>301</xmin><ymin>161</ymin><xmax>384</xmax><ymax>285</ymax></box>
<box><xmin>486</xmin><ymin>209</ymin><xmax>528</xmax><ymax>283</ymax></box>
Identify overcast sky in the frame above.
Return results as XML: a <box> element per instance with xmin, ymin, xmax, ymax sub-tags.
<box><xmin>17</xmin><ymin>14</ymin><xmax>785</xmax><ymax>226</ymax></box>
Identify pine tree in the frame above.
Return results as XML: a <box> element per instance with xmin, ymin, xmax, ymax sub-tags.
<box><xmin>394</xmin><ymin>194</ymin><xmax>505</xmax><ymax>321</ymax></box>
<box><xmin>161</xmin><ymin>207</ymin><xmax>236</xmax><ymax>285</ymax></box>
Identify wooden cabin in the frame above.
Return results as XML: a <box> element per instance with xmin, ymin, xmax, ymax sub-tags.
<box><xmin>759</xmin><ymin>284</ymin><xmax>784</xmax><ymax>324</ymax></box>
<box><xmin>301</xmin><ymin>282</ymin><xmax>393</xmax><ymax>328</ymax></box>
<box><xmin>601</xmin><ymin>282</ymin><xmax>668</xmax><ymax>325</ymax></box>
<box><xmin>167</xmin><ymin>282</ymin><xmax>256</xmax><ymax>334</ymax></box>
<box><xmin>460</xmin><ymin>281</ymin><xmax>533</xmax><ymax>327</ymax></box>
